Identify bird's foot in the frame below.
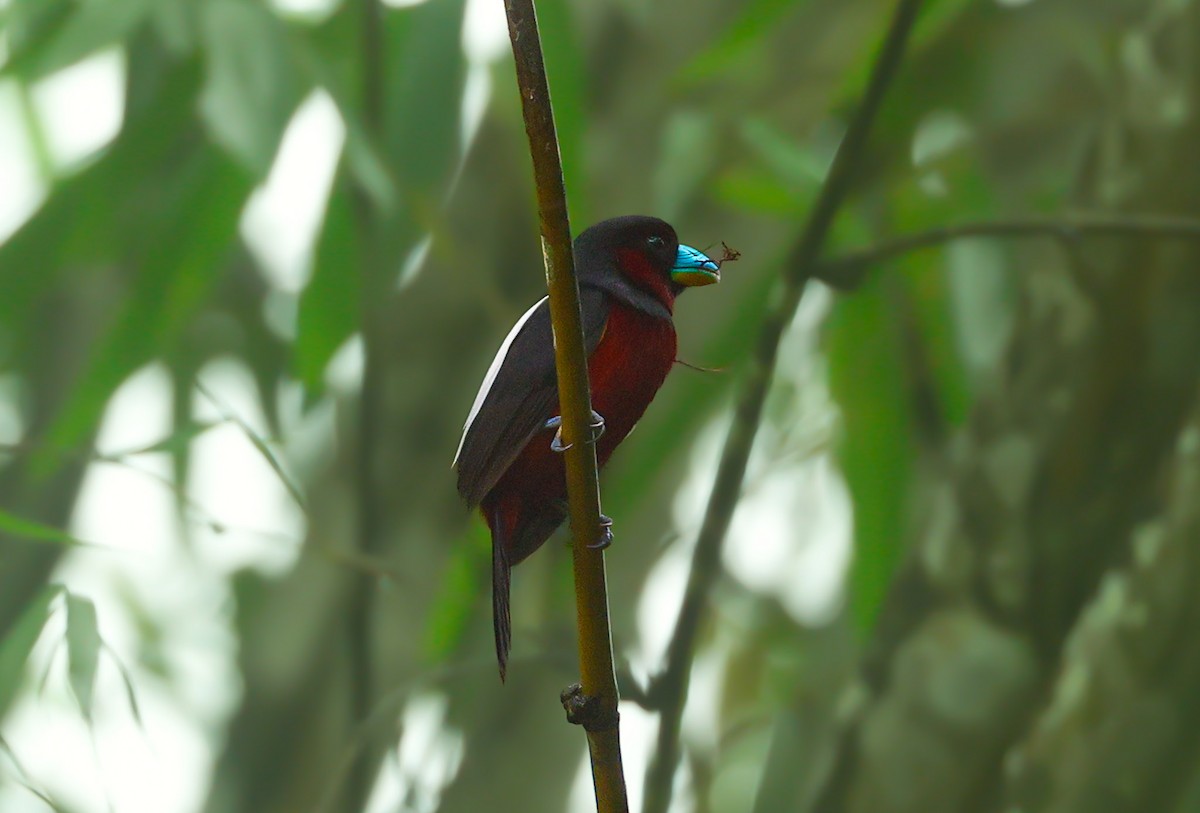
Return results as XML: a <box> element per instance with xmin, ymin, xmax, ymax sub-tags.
<box><xmin>588</xmin><ymin>514</ymin><xmax>614</xmax><ymax>550</ymax></box>
<box><xmin>546</xmin><ymin>411</ymin><xmax>606</xmax><ymax>453</ymax></box>
<box><xmin>588</xmin><ymin>411</ymin><xmax>606</xmax><ymax>441</ymax></box>
<box><xmin>557</xmin><ymin>512</ymin><xmax>614</xmax><ymax>550</ymax></box>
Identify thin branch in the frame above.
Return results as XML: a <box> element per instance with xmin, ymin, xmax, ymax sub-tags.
<box><xmin>815</xmin><ymin>213</ymin><xmax>1200</xmax><ymax>289</ymax></box>
<box><xmin>345</xmin><ymin>0</ymin><xmax>388</xmax><ymax>809</ymax></box>
<box><xmin>502</xmin><ymin>1</ymin><xmax>628</xmax><ymax>810</ymax></box>
<box><xmin>194</xmin><ymin>383</ymin><xmax>308</xmax><ymax>512</ymax></box>
<box><xmin>641</xmin><ymin>2</ymin><xmax>925</xmax><ymax>812</ymax></box>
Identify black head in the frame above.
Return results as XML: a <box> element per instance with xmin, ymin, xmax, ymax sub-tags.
<box><xmin>574</xmin><ymin>216</ymin><xmax>719</xmax><ymax>319</ymax></box>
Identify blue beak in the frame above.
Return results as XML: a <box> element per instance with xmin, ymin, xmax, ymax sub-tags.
<box><xmin>671</xmin><ymin>244</ymin><xmax>720</xmax><ymax>287</ymax></box>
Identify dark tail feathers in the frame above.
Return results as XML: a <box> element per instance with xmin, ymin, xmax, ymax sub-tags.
<box><xmin>491</xmin><ymin>515</ymin><xmax>512</xmax><ymax>682</ymax></box>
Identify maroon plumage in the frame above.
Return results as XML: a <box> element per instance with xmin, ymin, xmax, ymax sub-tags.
<box><xmin>453</xmin><ymin>216</ymin><xmax>718</xmax><ymax>679</ymax></box>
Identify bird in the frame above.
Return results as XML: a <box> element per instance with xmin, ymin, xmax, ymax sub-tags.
<box><xmin>453</xmin><ymin>215</ymin><xmax>721</xmax><ymax>680</ymax></box>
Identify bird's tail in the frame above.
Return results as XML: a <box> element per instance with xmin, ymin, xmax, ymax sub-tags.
<box><xmin>489</xmin><ymin>508</ymin><xmax>512</xmax><ymax>682</ymax></box>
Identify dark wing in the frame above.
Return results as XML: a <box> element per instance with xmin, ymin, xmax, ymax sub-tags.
<box><xmin>454</xmin><ymin>288</ymin><xmax>610</xmax><ymax>507</ymax></box>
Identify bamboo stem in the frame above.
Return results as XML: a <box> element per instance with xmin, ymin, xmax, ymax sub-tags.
<box><xmin>641</xmin><ymin>2</ymin><xmax>925</xmax><ymax>812</ymax></box>
<box><xmin>346</xmin><ymin>0</ymin><xmax>387</xmax><ymax>809</ymax></box>
<box><xmin>502</xmin><ymin>1</ymin><xmax>629</xmax><ymax>810</ymax></box>
<box><xmin>815</xmin><ymin>213</ymin><xmax>1200</xmax><ymax>289</ymax></box>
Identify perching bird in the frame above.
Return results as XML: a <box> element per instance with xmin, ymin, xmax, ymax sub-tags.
<box><xmin>454</xmin><ymin>215</ymin><xmax>721</xmax><ymax>680</ymax></box>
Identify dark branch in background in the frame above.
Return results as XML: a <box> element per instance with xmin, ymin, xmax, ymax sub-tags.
<box><xmin>502</xmin><ymin>1</ymin><xmax>630</xmax><ymax>811</ymax></box>
<box><xmin>640</xmin><ymin>2</ymin><xmax>925</xmax><ymax>812</ymax></box>
<box><xmin>346</xmin><ymin>0</ymin><xmax>387</xmax><ymax>809</ymax></box>
<box><xmin>815</xmin><ymin>213</ymin><xmax>1200</xmax><ymax>290</ymax></box>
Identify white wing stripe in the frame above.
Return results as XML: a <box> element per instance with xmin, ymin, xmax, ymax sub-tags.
<box><xmin>453</xmin><ymin>296</ymin><xmax>548</xmax><ymax>466</ymax></box>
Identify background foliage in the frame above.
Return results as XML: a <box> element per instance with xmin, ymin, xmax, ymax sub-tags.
<box><xmin>3</xmin><ymin>0</ymin><xmax>1200</xmax><ymax>811</ymax></box>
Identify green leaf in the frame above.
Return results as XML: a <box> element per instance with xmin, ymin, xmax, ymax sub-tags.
<box><xmin>375</xmin><ymin>0</ymin><xmax>467</xmax><ymax>269</ymax></box>
<box><xmin>102</xmin><ymin>642</ymin><xmax>145</xmax><ymax>730</ymax></box>
<box><xmin>537</xmin><ymin>0</ymin><xmax>588</xmax><ymax>226</ymax></box>
<box><xmin>833</xmin><ymin>0</ymin><xmax>975</xmax><ymax>103</ymax></box>
<box><xmin>294</xmin><ymin>0</ymin><xmax>468</xmax><ymax>396</ymax></box>
<box><xmin>151</xmin><ymin>0</ymin><xmax>196</xmax><ymax>56</ymax></box>
<box><xmin>383</xmin><ymin>0</ymin><xmax>467</xmax><ymax>196</ymax></box>
<box><xmin>714</xmin><ymin>170</ymin><xmax>806</xmax><ymax>217</ymax></box>
<box><xmin>654</xmin><ymin>111</ymin><xmax>718</xmax><ymax>222</ymax></box>
<box><xmin>103</xmin><ymin>420</ymin><xmax>223</xmax><ymax>458</ymax></box>
<box><xmin>1</xmin><ymin>0</ymin><xmax>158</xmax><ymax>80</ymax></box>
<box><xmin>295</xmin><ymin>0</ymin><xmax>396</xmax><ymax>213</ymax></box>
<box><xmin>0</xmin><ymin>586</ymin><xmax>62</xmax><ymax>717</ymax></box>
<box><xmin>911</xmin><ymin>110</ymin><xmax>973</xmax><ymax>168</ymax></box>
<box><xmin>65</xmin><ymin>592</ymin><xmax>100</xmax><ymax>720</ymax></box>
<box><xmin>0</xmin><ymin>58</ymin><xmax>204</xmax><ymax>358</ymax></box>
<box><xmin>342</xmin><ymin>121</ymin><xmax>396</xmax><ymax>216</ymax></box>
<box><xmin>0</xmin><ymin>0</ymin><xmax>72</xmax><ymax>74</ymax></box>
<box><xmin>0</xmin><ymin>509</ymin><xmax>84</xmax><ymax>547</ymax></box>
<box><xmin>295</xmin><ymin>175</ymin><xmax>361</xmax><ymax>396</ymax></box>
<box><xmin>825</xmin><ymin>276</ymin><xmax>914</xmax><ymax>632</ymax></box>
<box><xmin>675</xmin><ymin>0</ymin><xmax>802</xmax><ymax>87</ymax></box>
<box><xmin>740</xmin><ymin>118</ymin><xmax>827</xmax><ymax>191</ymax></box>
<box><xmin>423</xmin><ymin>524</ymin><xmax>489</xmax><ymax>664</ymax></box>
<box><xmin>37</xmin><ymin>147</ymin><xmax>253</xmax><ymax>471</ymax></box>
<box><xmin>905</xmin><ymin>268</ymin><xmax>971</xmax><ymax>428</ymax></box>
<box><xmin>199</xmin><ymin>0</ymin><xmax>308</xmax><ymax>176</ymax></box>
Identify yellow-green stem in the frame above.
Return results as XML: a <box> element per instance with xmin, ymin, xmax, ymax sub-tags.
<box><xmin>502</xmin><ymin>1</ymin><xmax>629</xmax><ymax>810</ymax></box>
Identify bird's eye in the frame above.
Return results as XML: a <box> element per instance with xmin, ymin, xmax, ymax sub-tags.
<box><xmin>647</xmin><ymin>235</ymin><xmax>665</xmax><ymax>248</ymax></box>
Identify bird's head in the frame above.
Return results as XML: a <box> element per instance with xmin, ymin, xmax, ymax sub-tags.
<box><xmin>574</xmin><ymin>216</ymin><xmax>720</xmax><ymax>316</ymax></box>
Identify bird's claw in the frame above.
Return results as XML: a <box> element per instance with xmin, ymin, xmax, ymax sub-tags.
<box><xmin>546</xmin><ymin>411</ymin><xmax>606</xmax><ymax>453</ymax></box>
<box><xmin>588</xmin><ymin>514</ymin><xmax>614</xmax><ymax>550</ymax></box>
<box><xmin>550</xmin><ymin>428</ymin><xmax>571</xmax><ymax>453</ymax></box>
<box><xmin>588</xmin><ymin>410</ymin><xmax>606</xmax><ymax>441</ymax></box>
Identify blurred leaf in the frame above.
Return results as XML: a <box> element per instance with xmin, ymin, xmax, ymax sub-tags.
<box><xmin>65</xmin><ymin>592</ymin><xmax>100</xmax><ymax>720</ymax></box>
<box><xmin>1</xmin><ymin>0</ymin><xmax>157</xmax><ymax>80</ymax></box>
<box><xmin>911</xmin><ymin>109</ymin><xmax>973</xmax><ymax>167</ymax></box>
<box><xmin>298</xmin><ymin>0</ymin><xmax>359</xmax><ymax>92</ymax></box>
<box><xmin>294</xmin><ymin>0</ymin><xmax>467</xmax><ymax>395</ymax></box>
<box><xmin>382</xmin><ymin>0</ymin><xmax>466</xmax><ymax>196</ymax></box>
<box><xmin>342</xmin><ymin>122</ymin><xmax>397</xmax><ymax>216</ymax></box>
<box><xmin>199</xmin><ymin>0</ymin><xmax>308</xmax><ymax>176</ymax></box>
<box><xmin>0</xmin><ymin>509</ymin><xmax>85</xmax><ymax>547</ymax></box>
<box><xmin>196</xmin><ymin>381</ymin><xmax>307</xmax><ymax>510</ymax></box>
<box><xmin>0</xmin><ymin>0</ymin><xmax>72</xmax><ymax>71</ymax></box>
<box><xmin>714</xmin><ymin>170</ymin><xmax>805</xmax><ymax>216</ymax></box>
<box><xmin>294</xmin><ymin>2</ymin><xmax>397</xmax><ymax>212</ymax></box>
<box><xmin>104</xmin><ymin>420</ymin><xmax>223</xmax><ymax>458</ymax></box>
<box><xmin>834</xmin><ymin>0</ymin><xmax>976</xmax><ymax>101</ymax></box>
<box><xmin>0</xmin><ymin>733</ymin><xmax>67</xmax><ymax>812</ymax></box>
<box><xmin>944</xmin><ymin>238</ymin><xmax>1014</xmax><ymax>377</ymax></box>
<box><xmin>904</xmin><ymin>268</ymin><xmax>971</xmax><ymax>428</ymax></box>
<box><xmin>0</xmin><ymin>59</ymin><xmax>203</xmax><ymax>352</ymax></box>
<box><xmin>151</xmin><ymin>0</ymin><xmax>195</xmax><ymax>56</ymax></box>
<box><xmin>654</xmin><ymin>111</ymin><xmax>718</xmax><ymax>222</ymax></box>
<box><xmin>675</xmin><ymin>0</ymin><xmax>802</xmax><ymax>86</ymax></box>
<box><xmin>825</xmin><ymin>277</ymin><xmax>913</xmax><ymax>632</ymax></box>
<box><xmin>39</xmin><ymin>147</ymin><xmax>253</xmax><ymax>470</ymax></box>
<box><xmin>740</xmin><ymin>118</ymin><xmax>827</xmax><ymax>190</ymax></box>
<box><xmin>538</xmin><ymin>0</ymin><xmax>588</xmax><ymax>226</ymax></box>
<box><xmin>103</xmin><ymin>642</ymin><xmax>145</xmax><ymax>730</ymax></box>
<box><xmin>296</xmin><ymin>175</ymin><xmax>361</xmax><ymax>395</ymax></box>
<box><xmin>423</xmin><ymin>524</ymin><xmax>489</xmax><ymax>664</ymax></box>
<box><xmin>375</xmin><ymin>0</ymin><xmax>467</xmax><ymax>270</ymax></box>
<box><xmin>911</xmin><ymin>0</ymin><xmax>978</xmax><ymax>39</ymax></box>
<box><xmin>0</xmin><ymin>586</ymin><xmax>62</xmax><ymax>717</ymax></box>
